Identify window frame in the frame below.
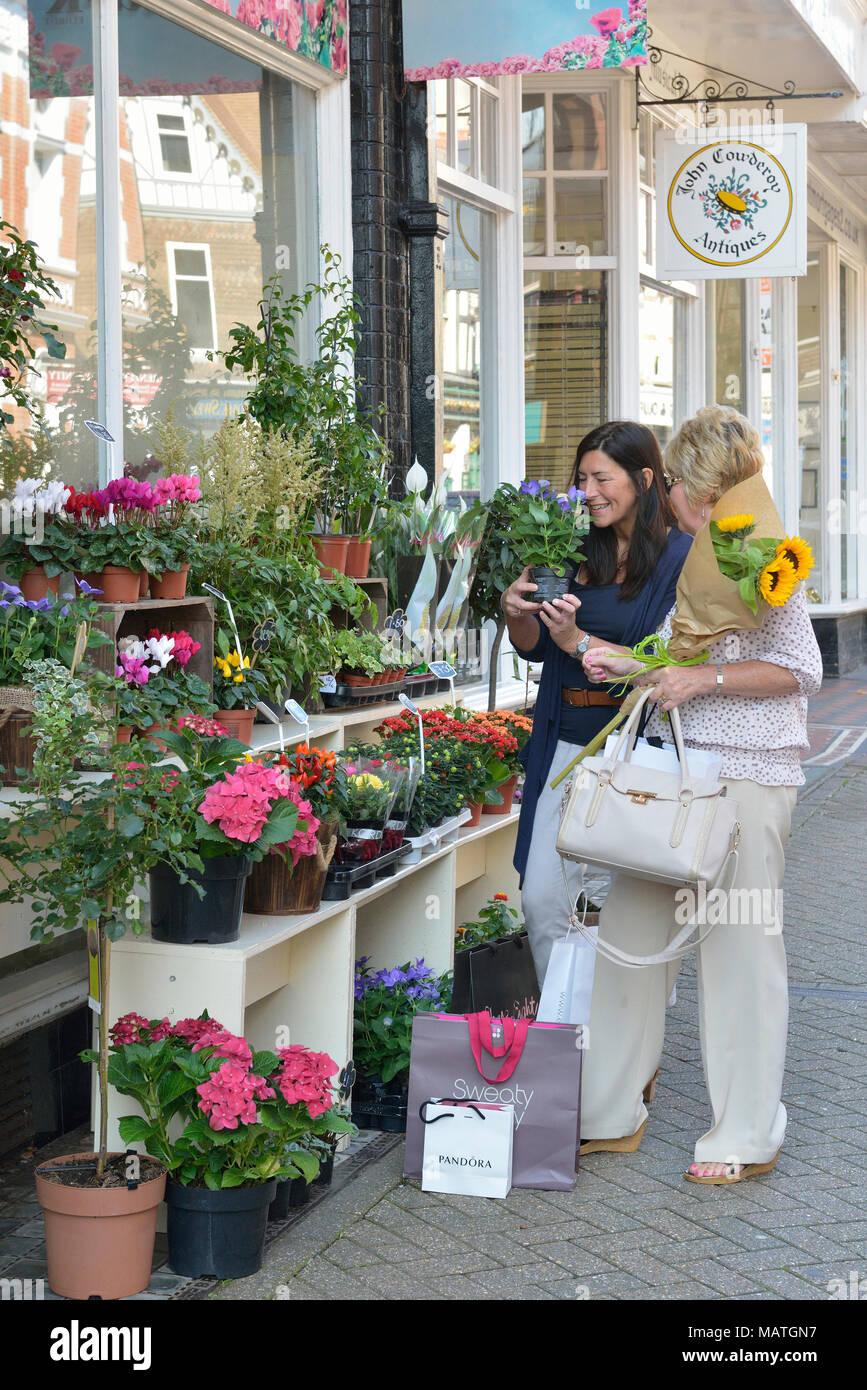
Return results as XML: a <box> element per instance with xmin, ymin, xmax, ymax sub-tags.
<box><xmin>153</xmin><ymin>107</ymin><xmax>195</xmax><ymax>179</ymax></box>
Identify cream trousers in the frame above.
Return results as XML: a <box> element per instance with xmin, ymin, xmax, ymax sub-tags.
<box><xmin>580</xmin><ymin>777</ymin><xmax>798</xmax><ymax>1164</ymax></box>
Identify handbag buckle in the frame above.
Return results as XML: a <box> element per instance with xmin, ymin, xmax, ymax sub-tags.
<box><xmin>626</xmin><ymin>789</ymin><xmax>657</xmax><ymax>805</ymax></box>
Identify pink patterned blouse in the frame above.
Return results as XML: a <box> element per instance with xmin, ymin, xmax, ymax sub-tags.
<box><xmin>644</xmin><ymin>588</ymin><xmax>823</xmax><ymax>786</ymax></box>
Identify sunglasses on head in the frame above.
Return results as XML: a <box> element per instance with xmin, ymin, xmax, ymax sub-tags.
<box><xmin>662</xmin><ymin>473</ymin><xmax>678</xmax><ymax>493</ymax></box>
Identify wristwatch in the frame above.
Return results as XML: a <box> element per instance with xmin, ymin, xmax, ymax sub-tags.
<box><xmin>574</xmin><ymin>631</ymin><xmax>591</xmax><ymax>658</ymax></box>
<box><xmin>716</xmin><ymin>663</ymin><xmax>724</xmax><ymax>688</ymax></box>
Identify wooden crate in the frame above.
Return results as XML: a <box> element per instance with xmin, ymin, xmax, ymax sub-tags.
<box><xmin>90</xmin><ymin>597</ymin><xmax>215</xmax><ymax>694</ymax></box>
<box><xmin>331</xmin><ymin>577</ymin><xmax>389</xmax><ymax>633</ymax></box>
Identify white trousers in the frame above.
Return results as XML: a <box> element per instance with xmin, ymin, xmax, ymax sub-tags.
<box><xmin>521</xmin><ymin>740</ymin><xmax>596</xmax><ymax>985</ymax></box>
<box><xmin>580</xmin><ymin>778</ymin><xmax>797</xmax><ymax>1164</ymax></box>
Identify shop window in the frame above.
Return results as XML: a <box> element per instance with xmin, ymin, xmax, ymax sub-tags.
<box><xmin>523</xmin><ymin>270</ymin><xmax>608</xmax><ymax>493</ymax></box>
<box><xmin>638</xmin><ymin>284</ymin><xmax>675</xmax><ymax>447</ymax></box>
<box><xmin>522</xmin><ymin>89</ymin><xmax>608</xmax><ymax>258</ymax></box>
<box><xmin>435</xmin><ymin>76</ymin><xmax>501</xmax><ymax>181</ymax></box>
<box><xmin>840</xmin><ymin>262</ymin><xmax>858</xmax><ymax>601</ymax></box>
<box><xmin>797</xmin><ymin>259</ymin><xmax>822</xmax><ymax>599</ymax></box>
<box><xmin>706</xmin><ymin>280</ymin><xmax>746</xmax><ymax>414</ymax></box>
<box><xmin>116</xmin><ymin>5</ymin><xmax>319</xmax><ymax>471</ymax></box>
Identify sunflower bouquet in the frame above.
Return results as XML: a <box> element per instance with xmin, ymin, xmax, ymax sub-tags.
<box><xmin>710</xmin><ymin>514</ymin><xmax>813</xmax><ymax>615</ymax></box>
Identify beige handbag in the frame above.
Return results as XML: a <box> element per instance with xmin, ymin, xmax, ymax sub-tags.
<box><xmin>555</xmin><ymin>689</ymin><xmax>741</xmax><ymax>968</ymax></box>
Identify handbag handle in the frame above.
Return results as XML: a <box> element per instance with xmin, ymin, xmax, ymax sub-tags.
<box><xmin>603</xmin><ymin>689</ymin><xmax>694</xmax><ymax>799</ymax></box>
<box><xmin>467</xmin><ymin>1012</ymin><xmax>530</xmax><ymax>1083</ymax></box>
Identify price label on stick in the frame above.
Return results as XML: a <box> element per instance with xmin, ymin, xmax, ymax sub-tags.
<box><xmin>385</xmin><ymin>609</ymin><xmax>407</xmax><ymax>634</ymax></box>
<box><xmin>428</xmin><ymin>662</ymin><xmax>456</xmax><ymax>680</ymax></box>
<box><xmin>86</xmin><ymin>921</ymin><xmax>102</xmax><ymax>1015</ymax></box>
<box><xmin>84</xmin><ymin>420</ymin><xmax>116</xmax><ymax>444</ymax></box>
<box><xmin>318</xmin><ymin>675</ymin><xmax>337</xmax><ymax>694</ymax></box>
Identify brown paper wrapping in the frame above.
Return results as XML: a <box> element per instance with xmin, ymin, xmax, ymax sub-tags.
<box><xmin>667</xmin><ymin>474</ymin><xmax>785</xmax><ymax>661</ymax></box>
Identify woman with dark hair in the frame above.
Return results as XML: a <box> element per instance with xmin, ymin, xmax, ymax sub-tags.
<box><xmin>500</xmin><ymin>421</ymin><xmax>691</xmax><ymax>986</ymax></box>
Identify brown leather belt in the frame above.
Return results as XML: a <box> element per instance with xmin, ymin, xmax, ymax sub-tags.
<box><xmin>561</xmin><ymin>687</ymin><xmax>623</xmax><ymax>708</ymax></box>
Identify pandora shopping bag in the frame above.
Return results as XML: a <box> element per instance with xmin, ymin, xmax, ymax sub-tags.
<box><xmin>405</xmin><ymin>1012</ymin><xmax>583</xmax><ymax>1191</ymax></box>
<box><xmin>420</xmin><ymin>1100</ymin><xmax>514</xmax><ymax>1199</ymax></box>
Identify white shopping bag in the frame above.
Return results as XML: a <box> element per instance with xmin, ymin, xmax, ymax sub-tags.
<box><xmin>602</xmin><ymin>734</ymin><xmax>722</xmax><ymax>782</ymax></box>
<box><xmin>536</xmin><ymin>926</ymin><xmax>597</xmax><ymax>1026</ymax></box>
<box><xmin>421</xmin><ymin>1100</ymin><xmax>514</xmax><ymax>1199</ymax></box>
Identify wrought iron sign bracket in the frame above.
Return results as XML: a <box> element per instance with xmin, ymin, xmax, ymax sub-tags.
<box><xmin>634</xmin><ymin>34</ymin><xmax>844</xmax><ymax>128</ymax></box>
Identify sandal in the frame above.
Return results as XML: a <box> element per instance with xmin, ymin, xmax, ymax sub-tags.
<box><xmin>642</xmin><ymin>1067</ymin><xmax>660</xmax><ymax>1105</ymax></box>
<box><xmin>683</xmin><ymin>1149</ymin><xmax>781</xmax><ymax>1185</ymax></box>
<box><xmin>579</xmin><ymin>1119</ymin><xmax>647</xmax><ymax>1156</ymax></box>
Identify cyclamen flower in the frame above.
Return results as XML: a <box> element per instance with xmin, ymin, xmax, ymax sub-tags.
<box><xmin>153</xmin><ymin>473</ymin><xmax>201</xmax><ymax>505</ymax></box>
<box><xmin>160</xmin><ymin>629</ymin><xmax>200</xmax><ymax>667</ymax></box>
<box><xmin>144</xmin><ymin>634</ymin><xmax>175</xmax><ymax>671</ymax></box>
<box><xmin>117</xmin><ymin>652</ymin><xmax>150</xmax><ymax>685</ymax></box>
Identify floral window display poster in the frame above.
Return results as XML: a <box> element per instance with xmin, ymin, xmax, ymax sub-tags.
<box><xmin>402</xmin><ymin>0</ymin><xmax>647</xmax><ymax>79</ymax></box>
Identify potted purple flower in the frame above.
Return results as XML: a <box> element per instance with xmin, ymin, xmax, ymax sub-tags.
<box><xmin>509</xmin><ymin>479</ymin><xmax>591</xmax><ymax>603</ymax></box>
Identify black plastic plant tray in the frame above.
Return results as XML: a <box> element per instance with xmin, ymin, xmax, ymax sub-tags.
<box><xmin>322</xmin><ymin>842</ymin><xmax>413</xmax><ymax>900</ymax></box>
<box><xmin>321</xmin><ymin>678</ymin><xmax>407</xmax><ymax>710</ymax></box>
<box><xmin>402</xmin><ymin>675</ymin><xmax>438</xmax><ymax>698</ymax></box>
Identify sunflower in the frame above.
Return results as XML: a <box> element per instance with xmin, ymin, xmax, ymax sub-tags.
<box><xmin>774</xmin><ymin>536</ymin><xmax>813</xmax><ymax>581</ymax></box>
<box><xmin>716</xmin><ymin>513</ymin><xmax>755</xmax><ymax>533</ymax></box>
<box><xmin>758</xmin><ymin>556</ymin><xmax>798</xmax><ymax>607</ymax></box>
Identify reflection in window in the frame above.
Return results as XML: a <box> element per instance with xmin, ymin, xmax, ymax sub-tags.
<box><xmin>524</xmin><ymin>271</ymin><xmax>608</xmax><ymax>493</ymax></box>
<box><xmin>114</xmin><ymin>4</ymin><xmax>318</xmax><ymax>471</ymax></box>
<box><xmin>554</xmin><ymin>178</ymin><xmax>606</xmax><ymax>256</ymax></box>
<box><xmin>521</xmin><ymin>93</ymin><xmax>545</xmax><ymax>170</ymax></box>
<box><xmin>706</xmin><ymin>280</ymin><xmax>745</xmax><ymax>414</ymax></box>
<box><xmin>442</xmin><ymin>197</ymin><xmax>492</xmax><ymax>501</ymax></box>
<box><xmin>552</xmin><ymin>92</ymin><xmax>606</xmax><ymax>171</ymax></box>
<box><xmin>638</xmin><ymin>285</ymin><xmax>675</xmax><ymax>447</ymax></box>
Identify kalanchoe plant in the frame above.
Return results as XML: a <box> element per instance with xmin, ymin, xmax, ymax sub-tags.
<box><xmin>354</xmin><ymin>958</ymin><xmax>450</xmax><ymax>1083</ymax></box>
<box><xmin>85</xmin><ymin>1014</ymin><xmax>355</xmax><ymax>1189</ymax></box>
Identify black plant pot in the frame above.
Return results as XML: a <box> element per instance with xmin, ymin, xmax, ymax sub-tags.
<box><xmin>165</xmin><ymin>1178</ymin><xmax>276</xmax><ymax>1279</ymax></box>
<box><xmin>149</xmin><ymin>855</ymin><xmax>253</xmax><ymax>945</ymax></box>
<box><xmin>267</xmin><ymin>1176</ymin><xmax>310</xmax><ymax>1221</ymax></box>
<box><xmin>316</xmin><ymin>1150</ymin><xmax>336</xmax><ymax>1188</ymax></box>
<box><xmin>352</xmin><ymin>1071</ymin><xmax>409</xmax><ymax>1133</ymax></box>
<box><xmin>530</xmin><ymin>565</ymin><xmax>574</xmax><ymax>605</ymax></box>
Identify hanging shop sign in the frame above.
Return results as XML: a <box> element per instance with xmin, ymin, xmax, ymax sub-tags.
<box><xmin>656</xmin><ymin>127</ymin><xmax>807</xmax><ymax>280</ymax></box>
<box><xmin>402</xmin><ymin>0</ymin><xmax>647</xmax><ymax>80</ymax></box>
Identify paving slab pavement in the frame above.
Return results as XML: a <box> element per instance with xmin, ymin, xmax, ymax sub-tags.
<box><xmin>216</xmin><ymin>750</ymin><xmax>867</xmax><ymax>1303</ymax></box>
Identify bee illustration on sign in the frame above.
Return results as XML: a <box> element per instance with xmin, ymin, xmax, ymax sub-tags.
<box><xmin>699</xmin><ymin>172</ymin><xmax>768</xmax><ymax>235</ymax></box>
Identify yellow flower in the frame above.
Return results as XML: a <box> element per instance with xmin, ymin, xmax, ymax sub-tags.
<box><xmin>774</xmin><ymin>536</ymin><xmax>813</xmax><ymax>581</ymax></box>
<box><xmin>716</xmin><ymin>514</ymin><xmax>755</xmax><ymax>533</ymax></box>
<box><xmin>233</xmin><ymin>673</ymin><xmax>244</xmax><ymax>683</ymax></box>
<box><xmin>215</xmin><ymin>657</ymin><xmax>231</xmax><ymax>678</ymax></box>
<box><xmin>759</xmin><ymin>556</ymin><xmax>798</xmax><ymax>607</ymax></box>
<box><xmin>354</xmin><ymin>773</ymin><xmax>384</xmax><ymax>791</ymax></box>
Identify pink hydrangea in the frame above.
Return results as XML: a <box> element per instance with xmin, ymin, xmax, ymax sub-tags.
<box><xmin>110</xmin><ymin>1012</ymin><xmax>151</xmax><ymax>1045</ymax></box>
<box><xmin>196</xmin><ymin>1059</ymin><xmax>275</xmax><ymax>1131</ymax></box>
<box><xmin>198</xmin><ymin>762</ymin><xmax>293</xmax><ymax>844</ymax></box>
<box><xmin>272</xmin><ymin>781</ymin><xmax>321</xmax><ymax>865</ymax></box>
<box><xmin>276</xmin><ymin>1044</ymin><xmax>337</xmax><ymax>1119</ymax></box>
<box><xmin>172</xmin><ymin>1016</ymin><xmax>226</xmax><ymax>1044</ymax></box>
<box><xmin>192</xmin><ymin>1027</ymin><xmax>253</xmax><ymax>1069</ymax></box>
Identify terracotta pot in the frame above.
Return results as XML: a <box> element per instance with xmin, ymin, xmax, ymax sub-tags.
<box><xmin>36</xmin><ymin>1152</ymin><xmax>166</xmax><ymax>1300</ymax></box>
<box><xmin>95</xmin><ymin>565</ymin><xmax>140</xmax><ymax>604</ymax></box>
<box><xmin>19</xmin><ymin>567</ymin><xmax>60</xmax><ymax>601</ymax></box>
<box><xmin>482</xmin><ymin>773</ymin><xmax>520</xmax><ymax>816</ymax></box>
<box><xmin>116</xmin><ymin>725</ymin><xmax>133</xmax><ymax>743</ymax></box>
<box><xmin>342</xmin><ymin>672</ymin><xmax>374</xmax><ymax>688</ymax></box>
<box><xmin>215</xmin><ymin>708</ymin><xmax>256</xmax><ymax>744</ymax></box>
<box><xmin>149</xmin><ymin>564</ymin><xmax>189</xmax><ymax>600</ymax></box>
<box><xmin>344</xmin><ymin>537</ymin><xmax>371</xmax><ymax>579</ymax></box>
<box><xmin>0</xmin><ymin>710</ymin><xmax>35</xmax><ymax>786</ymax></box>
<box><xmin>312</xmin><ymin>535</ymin><xmax>350</xmax><ymax>577</ymax></box>
<box><xmin>245</xmin><ymin>820</ymin><xmax>338</xmax><ymax>915</ymax></box>
<box><xmin>464</xmin><ymin>800</ymin><xmax>483</xmax><ymax>826</ymax></box>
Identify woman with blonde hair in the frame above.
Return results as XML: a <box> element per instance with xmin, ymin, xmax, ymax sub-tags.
<box><xmin>579</xmin><ymin>405</ymin><xmax>822</xmax><ymax>1184</ymax></box>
